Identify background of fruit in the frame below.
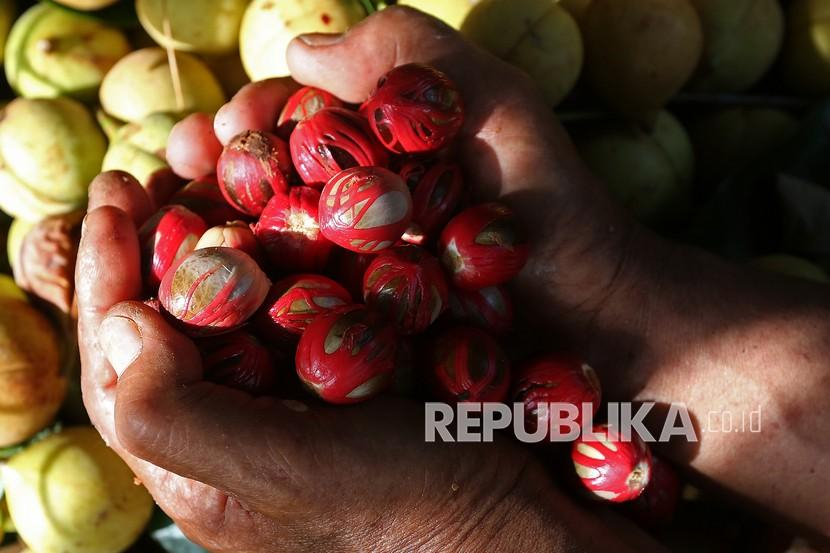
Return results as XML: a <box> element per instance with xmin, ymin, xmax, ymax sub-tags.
<box><xmin>0</xmin><ymin>0</ymin><xmax>828</xmax><ymax>551</ymax></box>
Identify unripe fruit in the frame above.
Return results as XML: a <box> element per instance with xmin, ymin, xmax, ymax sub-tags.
<box><xmin>448</xmin><ymin>285</ymin><xmax>514</xmax><ymax>334</ymax></box>
<box><xmin>751</xmin><ymin>255</ymin><xmax>829</xmax><ymax>284</ymax></box>
<box><xmin>319</xmin><ymin>167</ymin><xmax>413</xmax><ymax>253</ymax></box>
<box><xmin>428</xmin><ymin>326</ymin><xmax>510</xmax><ymax>403</ymax></box>
<box><xmin>137</xmin><ymin>0</ymin><xmax>249</xmax><ymax>54</ymax></box>
<box><xmin>0</xmin><ymin>0</ymin><xmax>12</xmax><ymax>64</ymax></box>
<box><xmin>512</xmin><ymin>354</ymin><xmax>602</xmax><ymax>438</ymax></box>
<box><xmin>559</xmin><ymin>0</ymin><xmax>592</xmax><ymax>21</ymax></box>
<box><xmin>688</xmin><ymin>0</ymin><xmax>784</xmax><ymax>93</ymax></box>
<box><xmin>781</xmin><ymin>0</ymin><xmax>830</xmax><ymax>95</ymax></box>
<box><xmin>363</xmin><ymin>244</ymin><xmax>449</xmax><ymax>335</ymax></box>
<box><xmin>217</xmin><ymin>130</ymin><xmax>292</xmax><ymax>216</ymax></box>
<box><xmin>139</xmin><ymin>205</ymin><xmax>208</xmax><ymax>290</ymax></box>
<box><xmin>0</xmin><ymin>274</ymin><xmax>26</xmax><ymax>303</ymax></box>
<box><xmin>572</xmin><ymin>423</ymin><xmax>653</xmax><ymax>503</ymax></box>
<box><xmin>573</xmin><ymin>110</ymin><xmax>694</xmax><ymax>223</ymax></box>
<box><xmin>438</xmin><ymin>202</ymin><xmax>529</xmax><ymax>290</ymax></box>
<box><xmin>254</xmin><ymin>186</ymin><xmax>334</xmax><ymax>272</ymax></box>
<box><xmin>196</xmin><ymin>221</ymin><xmax>262</xmax><ymax>263</ymax></box>
<box><xmin>462</xmin><ymin>0</ymin><xmax>583</xmax><ymax>106</ymax></box>
<box><xmin>102</xmin><ymin>113</ymin><xmax>179</xmax><ymax>188</ymax></box>
<box><xmin>254</xmin><ymin>274</ymin><xmax>352</xmax><ymax>344</ymax></box>
<box><xmin>199</xmin><ymin>331</ymin><xmax>277</xmax><ymax>395</ymax></box>
<box><xmin>398</xmin><ymin>0</ymin><xmax>481</xmax><ymax>29</ymax></box>
<box><xmin>277</xmin><ymin>86</ymin><xmax>344</xmax><ymax>138</ymax></box>
<box><xmin>399</xmin><ymin>158</ymin><xmax>465</xmax><ymax>245</ymax></box>
<box><xmin>52</xmin><ymin>0</ymin><xmax>118</xmax><ymax>9</ymax></box>
<box><xmin>296</xmin><ymin>305</ymin><xmax>398</xmax><ymax>404</ymax></box>
<box><xmin>159</xmin><ymin>247</ymin><xmax>270</xmax><ymax>337</ymax></box>
<box><xmin>170</xmin><ymin>176</ymin><xmax>246</xmax><ymax>227</ymax></box>
<box><xmin>290</xmin><ymin>107</ymin><xmax>389</xmax><ymax>187</ymax></box>
<box><xmin>100</xmin><ymin>48</ymin><xmax>225</xmax><ymax>123</ymax></box>
<box><xmin>239</xmin><ymin>0</ymin><xmax>365</xmax><ymax>80</ymax></box>
<box><xmin>583</xmin><ymin>0</ymin><xmax>703</xmax><ymax>115</ymax></box>
<box><xmin>5</xmin><ymin>3</ymin><xmax>130</xmax><ymax>101</ymax></box>
<box><xmin>1</xmin><ymin>427</ymin><xmax>154</xmax><ymax>553</ymax></box>
<box><xmin>361</xmin><ymin>64</ymin><xmax>464</xmax><ymax>154</ymax></box>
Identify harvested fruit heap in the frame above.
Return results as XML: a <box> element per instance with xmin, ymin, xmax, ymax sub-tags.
<box><xmin>142</xmin><ymin>62</ymin><xmax>672</xmax><ymax>510</ymax></box>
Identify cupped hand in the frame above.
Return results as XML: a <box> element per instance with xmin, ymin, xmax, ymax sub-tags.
<box><xmin>79</xmin><ymin>7</ymin><xmax>653</xmax><ymax>553</ymax></box>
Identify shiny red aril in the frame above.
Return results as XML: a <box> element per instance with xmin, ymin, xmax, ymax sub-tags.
<box><xmin>438</xmin><ymin>202</ymin><xmax>529</xmax><ymax>290</ymax></box>
<box><xmin>253</xmin><ymin>186</ymin><xmax>334</xmax><ymax>272</ymax></box>
<box><xmin>196</xmin><ymin>221</ymin><xmax>262</xmax><ymax>263</ymax></box>
<box><xmin>448</xmin><ymin>285</ymin><xmax>514</xmax><ymax>334</ymax></box>
<box><xmin>138</xmin><ymin>205</ymin><xmax>207</xmax><ymax>289</ymax></box>
<box><xmin>398</xmin><ymin>159</ymin><xmax>464</xmax><ymax>245</ymax></box>
<box><xmin>572</xmin><ymin>423</ymin><xmax>653</xmax><ymax>503</ymax></box>
<box><xmin>512</xmin><ymin>354</ymin><xmax>602</xmax><ymax>438</ymax></box>
<box><xmin>362</xmin><ymin>244</ymin><xmax>448</xmax><ymax>335</ymax></box>
<box><xmin>319</xmin><ymin>166</ymin><xmax>413</xmax><ymax>253</ymax></box>
<box><xmin>428</xmin><ymin>326</ymin><xmax>510</xmax><ymax>403</ymax></box>
<box><xmin>361</xmin><ymin>63</ymin><xmax>464</xmax><ymax>154</ymax></box>
<box><xmin>217</xmin><ymin>130</ymin><xmax>292</xmax><ymax>216</ymax></box>
<box><xmin>169</xmin><ymin>176</ymin><xmax>246</xmax><ymax>227</ymax></box>
<box><xmin>277</xmin><ymin>86</ymin><xmax>344</xmax><ymax>138</ymax></box>
<box><xmin>199</xmin><ymin>331</ymin><xmax>277</xmax><ymax>395</ymax></box>
<box><xmin>253</xmin><ymin>274</ymin><xmax>352</xmax><ymax>344</ymax></box>
<box><xmin>295</xmin><ymin>304</ymin><xmax>398</xmax><ymax>404</ymax></box>
<box><xmin>159</xmin><ymin>247</ymin><xmax>270</xmax><ymax>337</ymax></box>
<box><xmin>289</xmin><ymin>107</ymin><xmax>389</xmax><ymax>187</ymax></box>
<box><xmin>624</xmin><ymin>456</ymin><xmax>681</xmax><ymax>527</ymax></box>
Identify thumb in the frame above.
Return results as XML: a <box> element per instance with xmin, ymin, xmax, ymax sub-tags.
<box><xmin>99</xmin><ymin>301</ymin><xmax>314</xmax><ymax>511</ymax></box>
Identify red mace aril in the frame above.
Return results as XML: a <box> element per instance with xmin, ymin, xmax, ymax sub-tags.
<box><xmin>295</xmin><ymin>304</ymin><xmax>398</xmax><ymax>404</ymax></box>
<box><xmin>572</xmin><ymin>423</ymin><xmax>653</xmax><ymax>503</ymax></box>
<box><xmin>398</xmin><ymin>159</ymin><xmax>465</xmax><ymax>245</ymax></box>
<box><xmin>362</xmin><ymin>244</ymin><xmax>449</xmax><ymax>335</ymax></box>
<box><xmin>199</xmin><ymin>331</ymin><xmax>277</xmax><ymax>396</ymax></box>
<box><xmin>624</xmin><ymin>456</ymin><xmax>681</xmax><ymax>527</ymax></box>
<box><xmin>439</xmin><ymin>202</ymin><xmax>529</xmax><ymax>290</ymax></box>
<box><xmin>289</xmin><ymin>107</ymin><xmax>389</xmax><ymax>187</ymax></box>
<box><xmin>138</xmin><ymin>205</ymin><xmax>208</xmax><ymax>289</ymax></box>
<box><xmin>277</xmin><ymin>86</ymin><xmax>344</xmax><ymax>138</ymax></box>
<box><xmin>428</xmin><ymin>326</ymin><xmax>510</xmax><ymax>403</ymax></box>
<box><xmin>169</xmin><ymin>176</ymin><xmax>246</xmax><ymax>227</ymax></box>
<box><xmin>512</xmin><ymin>354</ymin><xmax>602</xmax><ymax>438</ymax></box>
<box><xmin>196</xmin><ymin>221</ymin><xmax>262</xmax><ymax>262</ymax></box>
<box><xmin>159</xmin><ymin>247</ymin><xmax>270</xmax><ymax>337</ymax></box>
<box><xmin>253</xmin><ymin>274</ymin><xmax>352</xmax><ymax>344</ymax></box>
<box><xmin>329</xmin><ymin>248</ymin><xmax>377</xmax><ymax>299</ymax></box>
<box><xmin>361</xmin><ymin>63</ymin><xmax>464</xmax><ymax>154</ymax></box>
<box><xmin>217</xmin><ymin>130</ymin><xmax>292</xmax><ymax>216</ymax></box>
<box><xmin>253</xmin><ymin>186</ymin><xmax>333</xmax><ymax>272</ymax></box>
<box><xmin>448</xmin><ymin>285</ymin><xmax>514</xmax><ymax>334</ymax></box>
<box><xmin>319</xmin><ymin>166</ymin><xmax>413</xmax><ymax>253</ymax></box>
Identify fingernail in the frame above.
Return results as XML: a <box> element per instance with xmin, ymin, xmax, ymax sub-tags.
<box><xmin>80</xmin><ymin>214</ymin><xmax>88</xmax><ymax>239</ymax></box>
<box><xmin>99</xmin><ymin>316</ymin><xmax>142</xmax><ymax>378</ymax></box>
<box><xmin>282</xmin><ymin>399</ymin><xmax>309</xmax><ymax>413</ymax></box>
<box><xmin>298</xmin><ymin>33</ymin><xmax>343</xmax><ymax>47</ymax></box>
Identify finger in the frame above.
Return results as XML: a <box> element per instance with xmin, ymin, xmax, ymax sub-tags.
<box><xmin>213</xmin><ymin>78</ymin><xmax>300</xmax><ymax>145</ymax></box>
<box><xmin>168</xmin><ymin>113</ymin><xmax>224</xmax><ymax>180</ymax></box>
<box><xmin>102</xmin><ymin>301</ymin><xmax>315</xmax><ymax>510</ymax></box>
<box><xmin>144</xmin><ymin>169</ymin><xmax>186</xmax><ymax>211</ymax></box>
<box><xmin>88</xmin><ymin>171</ymin><xmax>154</xmax><ymax>226</ymax></box>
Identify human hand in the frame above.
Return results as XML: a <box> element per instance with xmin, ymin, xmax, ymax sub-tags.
<box><xmin>79</xmin><ymin>7</ymin><xmax>657</xmax><ymax>553</ymax></box>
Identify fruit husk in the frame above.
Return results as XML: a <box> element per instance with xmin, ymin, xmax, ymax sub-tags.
<box><xmin>781</xmin><ymin>0</ymin><xmax>830</xmax><ymax>96</ymax></box>
<box><xmin>5</xmin><ymin>2</ymin><xmax>131</xmax><ymax>101</ymax></box>
<box><xmin>1</xmin><ymin>427</ymin><xmax>154</xmax><ymax>553</ymax></box>
<box><xmin>137</xmin><ymin>0</ymin><xmax>249</xmax><ymax>54</ymax></box>
<box><xmin>102</xmin><ymin>112</ymin><xmax>179</xmax><ymax>187</ymax></box>
<box><xmin>0</xmin><ymin>0</ymin><xmax>15</xmax><ymax>65</ymax></box>
<box><xmin>51</xmin><ymin>0</ymin><xmax>119</xmax><ymax>10</ymax></box>
<box><xmin>397</xmin><ymin>0</ymin><xmax>481</xmax><ymax>29</ymax></box>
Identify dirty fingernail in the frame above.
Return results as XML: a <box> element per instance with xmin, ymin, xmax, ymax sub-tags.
<box><xmin>298</xmin><ymin>33</ymin><xmax>344</xmax><ymax>47</ymax></box>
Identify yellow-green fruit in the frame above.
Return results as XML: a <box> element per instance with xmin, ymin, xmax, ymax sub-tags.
<box><xmin>52</xmin><ymin>0</ymin><xmax>118</xmax><ymax>10</ymax></box>
<box><xmin>0</xmin><ymin>274</ymin><xmax>26</xmax><ymax>302</ymax></box>
<box><xmin>137</xmin><ymin>0</ymin><xmax>249</xmax><ymax>54</ymax></box>
<box><xmin>689</xmin><ymin>0</ymin><xmax>784</xmax><ymax>92</ymax></box>
<box><xmin>0</xmin><ymin>297</ymin><xmax>65</xmax><ymax>447</ymax></box>
<box><xmin>397</xmin><ymin>0</ymin><xmax>481</xmax><ymax>29</ymax></box>
<box><xmin>240</xmin><ymin>0</ymin><xmax>366</xmax><ymax>80</ymax></box>
<box><xmin>1</xmin><ymin>427</ymin><xmax>154</xmax><ymax>553</ymax></box>
<box><xmin>583</xmin><ymin>0</ymin><xmax>703</xmax><ymax>115</ymax></box>
<box><xmin>0</xmin><ymin>98</ymin><xmax>106</xmax><ymax>222</ymax></box>
<box><xmin>102</xmin><ymin>113</ymin><xmax>179</xmax><ymax>187</ymax></box>
<box><xmin>6</xmin><ymin>218</ymin><xmax>34</xmax><ymax>274</ymax></box>
<box><xmin>461</xmin><ymin>0</ymin><xmax>582</xmax><ymax>106</ymax></box>
<box><xmin>0</xmin><ymin>0</ymin><xmax>15</xmax><ymax>64</ymax></box>
<box><xmin>5</xmin><ymin>3</ymin><xmax>130</xmax><ymax>101</ymax></box>
<box><xmin>781</xmin><ymin>0</ymin><xmax>830</xmax><ymax>95</ymax></box>
<box><xmin>688</xmin><ymin>108</ymin><xmax>798</xmax><ymax>185</ymax></box>
<box><xmin>100</xmin><ymin>48</ymin><xmax>225</xmax><ymax>123</ymax></box>
<box><xmin>559</xmin><ymin>0</ymin><xmax>591</xmax><ymax>21</ymax></box>
<box><xmin>574</xmin><ymin>110</ymin><xmax>694</xmax><ymax>222</ymax></box>
<box><xmin>752</xmin><ymin>255</ymin><xmax>829</xmax><ymax>283</ymax></box>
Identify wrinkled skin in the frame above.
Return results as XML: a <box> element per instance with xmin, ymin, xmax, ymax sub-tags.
<box><xmin>78</xmin><ymin>7</ymin><xmax>830</xmax><ymax>552</ymax></box>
